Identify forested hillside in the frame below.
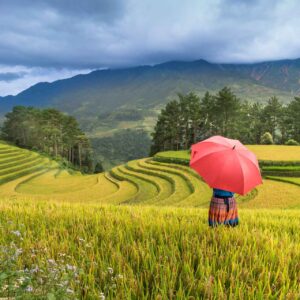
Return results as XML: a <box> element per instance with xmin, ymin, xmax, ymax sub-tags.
<box><xmin>150</xmin><ymin>88</ymin><xmax>300</xmax><ymax>155</ymax></box>
<box><xmin>1</xmin><ymin>58</ymin><xmax>300</xmax><ymax>130</ymax></box>
<box><xmin>0</xmin><ymin>107</ymin><xmax>94</xmax><ymax>173</ymax></box>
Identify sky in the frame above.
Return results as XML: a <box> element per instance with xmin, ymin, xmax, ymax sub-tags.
<box><xmin>1</xmin><ymin>0</ymin><xmax>300</xmax><ymax>96</ymax></box>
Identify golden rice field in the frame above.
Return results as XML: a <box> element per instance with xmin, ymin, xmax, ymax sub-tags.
<box><xmin>0</xmin><ymin>141</ymin><xmax>300</xmax><ymax>299</ymax></box>
<box><xmin>1</xmin><ymin>201</ymin><xmax>300</xmax><ymax>299</ymax></box>
<box><xmin>155</xmin><ymin>145</ymin><xmax>300</xmax><ymax>162</ymax></box>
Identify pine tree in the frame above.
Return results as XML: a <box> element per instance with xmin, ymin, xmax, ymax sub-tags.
<box><xmin>213</xmin><ymin>87</ymin><xmax>241</xmax><ymax>137</ymax></box>
<box><xmin>287</xmin><ymin>97</ymin><xmax>300</xmax><ymax>143</ymax></box>
<box><xmin>262</xmin><ymin>96</ymin><xmax>283</xmax><ymax>142</ymax></box>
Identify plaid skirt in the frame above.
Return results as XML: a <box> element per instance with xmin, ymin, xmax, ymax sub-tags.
<box><xmin>208</xmin><ymin>196</ymin><xmax>239</xmax><ymax>227</ymax></box>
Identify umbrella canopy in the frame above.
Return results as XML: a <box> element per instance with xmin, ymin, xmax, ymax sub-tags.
<box><xmin>189</xmin><ymin>135</ymin><xmax>262</xmax><ymax>195</ymax></box>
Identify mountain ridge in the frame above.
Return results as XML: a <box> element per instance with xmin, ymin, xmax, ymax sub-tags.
<box><xmin>1</xmin><ymin>57</ymin><xmax>300</xmax><ymax>125</ymax></box>
<box><xmin>1</xmin><ymin>57</ymin><xmax>300</xmax><ymax>168</ymax></box>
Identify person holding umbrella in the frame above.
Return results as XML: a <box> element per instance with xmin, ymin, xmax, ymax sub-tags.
<box><xmin>209</xmin><ymin>187</ymin><xmax>238</xmax><ymax>227</ymax></box>
<box><xmin>189</xmin><ymin>136</ymin><xmax>262</xmax><ymax>227</ymax></box>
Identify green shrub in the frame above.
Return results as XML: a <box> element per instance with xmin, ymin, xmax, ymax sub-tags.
<box><xmin>285</xmin><ymin>139</ymin><xmax>299</xmax><ymax>146</ymax></box>
<box><xmin>259</xmin><ymin>160</ymin><xmax>300</xmax><ymax>166</ymax></box>
<box><xmin>260</xmin><ymin>132</ymin><xmax>274</xmax><ymax>145</ymax></box>
<box><xmin>94</xmin><ymin>161</ymin><xmax>104</xmax><ymax>173</ymax></box>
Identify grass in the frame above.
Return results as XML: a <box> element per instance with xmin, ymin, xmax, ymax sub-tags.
<box><xmin>0</xmin><ymin>200</ymin><xmax>299</xmax><ymax>299</ymax></box>
<box><xmin>1</xmin><ymin>142</ymin><xmax>300</xmax><ymax>298</ymax></box>
<box><xmin>265</xmin><ymin>176</ymin><xmax>300</xmax><ymax>187</ymax></box>
<box><xmin>156</xmin><ymin>150</ymin><xmax>191</xmax><ymax>160</ymax></box>
<box><xmin>262</xmin><ymin>166</ymin><xmax>300</xmax><ymax>171</ymax></box>
<box><xmin>132</xmin><ymin>159</ymin><xmax>194</xmax><ymax>206</ymax></box>
<box><xmin>138</xmin><ymin>158</ymin><xmax>212</xmax><ymax>206</ymax></box>
<box><xmin>125</xmin><ymin>160</ymin><xmax>174</xmax><ymax>204</ymax></box>
<box><xmin>246</xmin><ymin>145</ymin><xmax>300</xmax><ymax>161</ymax></box>
<box><xmin>0</xmin><ymin>141</ymin><xmax>299</xmax><ymax>209</ymax></box>
<box><xmin>239</xmin><ymin>179</ymin><xmax>300</xmax><ymax>209</ymax></box>
<box><xmin>155</xmin><ymin>145</ymin><xmax>300</xmax><ymax>162</ymax></box>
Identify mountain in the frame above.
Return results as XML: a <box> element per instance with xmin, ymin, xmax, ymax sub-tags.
<box><xmin>1</xmin><ymin>58</ymin><xmax>300</xmax><ymax>168</ymax></box>
<box><xmin>1</xmin><ymin>58</ymin><xmax>300</xmax><ymax>118</ymax></box>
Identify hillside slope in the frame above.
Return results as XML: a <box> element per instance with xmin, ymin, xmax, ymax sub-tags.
<box><xmin>0</xmin><ymin>143</ymin><xmax>300</xmax><ymax>298</ymax></box>
<box><xmin>1</xmin><ymin>141</ymin><xmax>300</xmax><ymax>208</ymax></box>
<box><xmin>1</xmin><ymin>58</ymin><xmax>300</xmax><ymax>127</ymax></box>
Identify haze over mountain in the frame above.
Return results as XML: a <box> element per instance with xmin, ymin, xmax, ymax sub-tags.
<box><xmin>1</xmin><ymin>57</ymin><xmax>300</xmax><ymax>119</ymax></box>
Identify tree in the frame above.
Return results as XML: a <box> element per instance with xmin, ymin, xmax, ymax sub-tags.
<box><xmin>262</xmin><ymin>96</ymin><xmax>283</xmax><ymax>142</ymax></box>
<box><xmin>76</xmin><ymin>134</ymin><xmax>90</xmax><ymax>168</ymax></box>
<box><xmin>150</xmin><ymin>92</ymin><xmax>203</xmax><ymax>154</ymax></box>
<box><xmin>177</xmin><ymin>92</ymin><xmax>201</xmax><ymax>149</ymax></box>
<box><xmin>1</xmin><ymin>106</ymin><xmax>38</xmax><ymax>146</ymax></box>
<box><xmin>277</xmin><ymin>106</ymin><xmax>290</xmax><ymax>144</ymax></box>
<box><xmin>1</xmin><ymin>106</ymin><xmax>93</xmax><ymax>172</ymax></box>
<box><xmin>150</xmin><ymin>111</ymin><xmax>169</xmax><ymax>155</ymax></box>
<box><xmin>150</xmin><ymin>88</ymin><xmax>298</xmax><ymax>153</ymax></box>
<box><xmin>94</xmin><ymin>161</ymin><xmax>104</xmax><ymax>173</ymax></box>
<box><xmin>286</xmin><ymin>97</ymin><xmax>300</xmax><ymax>143</ymax></box>
<box><xmin>200</xmin><ymin>92</ymin><xmax>216</xmax><ymax>138</ymax></box>
<box><xmin>260</xmin><ymin>132</ymin><xmax>274</xmax><ymax>145</ymax></box>
<box><xmin>285</xmin><ymin>139</ymin><xmax>299</xmax><ymax>146</ymax></box>
<box><xmin>165</xmin><ymin>100</ymin><xmax>182</xmax><ymax>150</ymax></box>
<box><xmin>213</xmin><ymin>87</ymin><xmax>241</xmax><ymax>137</ymax></box>
<box><xmin>246</xmin><ymin>102</ymin><xmax>265</xmax><ymax>144</ymax></box>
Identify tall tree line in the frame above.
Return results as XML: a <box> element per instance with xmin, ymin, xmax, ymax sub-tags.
<box><xmin>1</xmin><ymin>106</ymin><xmax>94</xmax><ymax>172</ymax></box>
<box><xmin>150</xmin><ymin>87</ymin><xmax>300</xmax><ymax>155</ymax></box>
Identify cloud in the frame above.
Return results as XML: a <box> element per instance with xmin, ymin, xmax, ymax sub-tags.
<box><xmin>0</xmin><ymin>72</ymin><xmax>26</xmax><ymax>82</ymax></box>
<box><xmin>0</xmin><ymin>65</ymin><xmax>91</xmax><ymax>96</ymax></box>
<box><xmin>0</xmin><ymin>0</ymin><xmax>300</xmax><ymax>95</ymax></box>
<box><xmin>1</xmin><ymin>0</ymin><xmax>300</xmax><ymax>68</ymax></box>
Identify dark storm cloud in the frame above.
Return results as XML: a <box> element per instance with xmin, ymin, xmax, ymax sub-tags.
<box><xmin>0</xmin><ymin>72</ymin><xmax>25</xmax><ymax>82</ymax></box>
<box><xmin>0</xmin><ymin>0</ymin><xmax>123</xmax><ymax>21</ymax></box>
<box><xmin>1</xmin><ymin>0</ymin><xmax>300</xmax><ymax>95</ymax></box>
<box><xmin>1</xmin><ymin>0</ymin><xmax>300</xmax><ymax>69</ymax></box>
<box><xmin>0</xmin><ymin>0</ymin><xmax>126</xmax><ymax>68</ymax></box>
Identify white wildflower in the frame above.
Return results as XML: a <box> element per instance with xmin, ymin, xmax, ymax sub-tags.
<box><xmin>30</xmin><ymin>266</ymin><xmax>39</xmax><ymax>273</ymax></box>
<box><xmin>66</xmin><ymin>264</ymin><xmax>76</xmax><ymax>271</ymax></box>
<box><xmin>26</xmin><ymin>286</ymin><xmax>33</xmax><ymax>292</ymax></box>
<box><xmin>11</xmin><ymin>230</ymin><xmax>21</xmax><ymax>237</ymax></box>
<box><xmin>17</xmin><ymin>277</ymin><xmax>25</xmax><ymax>284</ymax></box>
<box><xmin>15</xmin><ymin>248</ymin><xmax>23</xmax><ymax>256</ymax></box>
<box><xmin>48</xmin><ymin>259</ymin><xmax>56</xmax><ymax>265</ymax></box>
<box><xmin>1</xmin><ymin>284</ymin><xmax>8</xmax><ymax>291</ymax></box>
<box><xmin>66</xmin><ymin>288</ymin><xmax>74</xmax><ymax>294</ymax></box>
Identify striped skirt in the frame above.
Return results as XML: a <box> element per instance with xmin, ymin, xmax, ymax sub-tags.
<box><xmin>208</xmin><ymin>196</ymin><xmax>239</xmax><ymax>227</ymax></box>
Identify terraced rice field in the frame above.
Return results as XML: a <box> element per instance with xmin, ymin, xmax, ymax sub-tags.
<box><xmin>155</xmin><ymin>145</ymin><xmax>300</xmax><ymax>162</ymax></box>
<box><xmin>0</xmin><ymin>141</ymin><xmax>300</xmax><ymax>298</ymax></box>
<box><xmin>0</xmin><ymin>141</ymin><xmax>299</xmax><ymax>208</ymax></box>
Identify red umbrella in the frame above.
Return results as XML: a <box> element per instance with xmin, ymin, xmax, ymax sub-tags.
<box><xmin>189</xmin><ymin>135</ymin><xmax>262</xmax><ymax>195</ymax></box>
